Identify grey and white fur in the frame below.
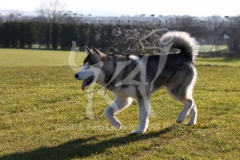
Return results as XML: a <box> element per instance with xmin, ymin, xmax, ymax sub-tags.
<box><xmin>75</xmin><ymin>31</ymin><xmax>199</xmax><ymax>134</ymax></box>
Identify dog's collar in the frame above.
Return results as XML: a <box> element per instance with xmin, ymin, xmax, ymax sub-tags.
<box><xmin>103</xmin><ymin>82</ymin><xmax>111</xmax><ymax>90</ymax></box>
<box><xmin>103</xmin><ymin>70</ymin><xmax>113</xmax><ymax>89</ymax></box>
<box><xmin>104</xmin><ymin>88</ymin><xmax>107</xmax><ymax>95</ymax></box>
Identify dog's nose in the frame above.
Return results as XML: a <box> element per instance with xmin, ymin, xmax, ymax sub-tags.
<box><xmin>74</xmin><ymin>74</ymin><xmax>79</xmax><ymax>79</ymax></box>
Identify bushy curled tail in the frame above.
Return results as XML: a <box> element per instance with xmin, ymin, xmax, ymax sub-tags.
<box><xmin>159</xmin><ymin>31</ymin><xmax>199</xmax><ymax>62</ymax></box>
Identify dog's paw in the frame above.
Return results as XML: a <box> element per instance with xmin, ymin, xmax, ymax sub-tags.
<box><xmin>184</xmin><ymin>121</ymin><xmax>196</xmax><ymax>126</ymax></box>
<box><xmin>176</xmin><ymin>120</ymin><xmax>183</xmax><ymax>124</ymax></box>
<box><xmin>130</xmin><ymin>129</ymin><xmax>145</xmax><ymax>134</ymax></box>
<box><xmin>176</xmin><ymin>114</ymin><xmax>186</xmax><ymax>124</ymax></box>
<box><xmin>113</xmin><ymin>121</ymin><xmax>121</xmax><ymax>130</ymax></box>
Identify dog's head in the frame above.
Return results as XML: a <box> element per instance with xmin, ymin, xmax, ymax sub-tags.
<box><xmin>74</xmin><ymin>46</ymin><xmax>104</xmax><ymax>91</ymax></box>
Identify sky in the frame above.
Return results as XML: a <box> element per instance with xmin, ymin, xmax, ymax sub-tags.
<box><xmin>0</xmin><ymin>0</ymin><xmax>239</xmax><ymax>17</ymax></box>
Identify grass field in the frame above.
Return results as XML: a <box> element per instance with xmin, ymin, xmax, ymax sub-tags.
<box><xmin>199</xmin><ymin>45</ymin><xmax>228</xmax><ymax>52</ymax></box>
<box><xmin>0</xmin><ymin>48</ymin><xmax>240</xmax><ymax>67</ymax></box>
<box><xmin>195</xmin><ymin>57</ymin><xmax>240</xmax><ymax>67</ymax></box>
<box><xmin>0</xmin><ymin>49</ymin><xmax>240</xmax><ymax>159</ymax></box>
<box><xmin>0</xmin><ymin>49</ymin><xmax>70</xmax><ymax>66</ymax></box>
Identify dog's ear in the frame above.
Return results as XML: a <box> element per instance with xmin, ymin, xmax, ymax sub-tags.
<box><xmin>91</xmin><ymin>46</ymin><xmax>102</xmax><ymax>60</ymax></box>
<box><xmin>84</xmin><ymin>46</ymin><xmax>92</xmax><ymax>55</ymax></box>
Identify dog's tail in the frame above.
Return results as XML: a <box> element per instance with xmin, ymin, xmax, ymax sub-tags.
<box><xmin>159</xmin><ymin>31</ymin><xmax>199</xmax><ymax>62</ymax></box>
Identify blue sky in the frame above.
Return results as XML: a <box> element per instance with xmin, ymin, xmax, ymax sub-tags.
<box><xmin>1</xmin><ymin>0</ymin><xmax>239</xmax><ymax>17</ymax></box>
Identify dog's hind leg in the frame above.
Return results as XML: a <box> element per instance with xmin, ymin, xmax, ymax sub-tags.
<box><xmin>167</xmin><ymin>84</ymin><xmax>197</xmax><ymax>125</ymax></box>
<box><xmin>186</xmin><ymin>103</ymin><xmax>197</xmax><ymax>125</ymax></box>
<box><xmin>104</xmin><ymin>97</ymin><xmax>132</xmax><ymax>130</ymax></box>
<box><xmin>176</xmin><ymin>83</ymin><xmax>197</xmax><ymax>125</ymax></box>
<box><xmin>176</xmin><ymin>99</ymin><xmax>194</xmax><ymax>124</ymax></box>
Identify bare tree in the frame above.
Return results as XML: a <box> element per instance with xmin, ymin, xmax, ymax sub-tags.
<box><xmin>110</xmin><ymin>25</ymin><xmax>144</xmax><ymax>54</ymax></box>
<box><xmin>168</xmin><ymin>16</ymin><xmax>197</xmax><ymax>30</ymax></box>
<box><xmin>0</xmin><ymin>14</ymin><xmax>3</xmax><ymax>23</ymax></box>
<box><xmin>36</xmin><ymin>0</ymin><xmax>67</xmax><ymax>49</ymax></box>
<box><xmin>62</xmin><ymin>11</ymin><xmax>81</xmax><ymax>24</ymax></box>
<box><xmin>4</xmin><ymin>12</ymin><xmax>23</xmax><ymax>22</ymax></box>
<box><xmin>205</xmin><ymin>15</ymin><xmax>221</xmax><ymax>50</ymax></box>
<box><xmin>205</xmin><ymin>15</ymin><xmax>221</xmax><ymax>31</ymax></box>
<box><xmin>36</xmin><ymin>0</ymin><xmax>66</xmax><ymax>23</ymax></box>
<box><xmin>109</xmin><ymin>24</ymin><xmax>168</xmax><ymax>55</ymax></box>
<box><xmin>233</xmin><ymin>15</ymin><xmax>240</xmax><ymax>38</ymax></box>
<box><xmin>229</xmin><ymin>15</ymin><xmax>240</xmax><ymax>56</ymax></box>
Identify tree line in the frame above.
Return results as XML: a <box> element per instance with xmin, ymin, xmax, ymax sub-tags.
<box><xmin>0</xmin><ymin>0</ymin><xmax>239</xmax><ymax>57</ymax></box>
<box><xmin>0</xmin><ymin>21</ymin><xmax>110</xmax><ymax>50</ymax></box>
<box><xmin>0</xmin><ymin>19</ymin><xmax>239</xmax><ymax>55</ymax></box>
<box><xmin>0</xmin><ymin>20</ymin><xmax>206</xmax><ymax>53</ymax></box>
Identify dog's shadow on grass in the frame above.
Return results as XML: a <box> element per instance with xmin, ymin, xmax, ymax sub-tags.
<box><xmin>0</xmin><ymin>125</ymin><xmax>178</xmax><ymax>160</ymax></box>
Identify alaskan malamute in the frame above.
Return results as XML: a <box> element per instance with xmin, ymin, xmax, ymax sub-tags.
<box><xmin>75</xmin><ymin>31</ymin><xmax>198</xmax><ymax>134</ymax></box>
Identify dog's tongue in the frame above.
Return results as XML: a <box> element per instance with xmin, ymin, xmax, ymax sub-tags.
<box><xmin>82</xmin><ymin>79</ymin><xmax>88</xmax><ymax>91</ymax></box>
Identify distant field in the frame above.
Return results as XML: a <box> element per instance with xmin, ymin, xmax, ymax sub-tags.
<box><xmin>199</xmin><ymin>45</ymin><xmax>228</xmax><ymax>52</ymax></box>
<box><xmin>0</xmin><ymin>49</ymin><xmax>84</xmax><ymax>66</ymax></box>
<box><xmin>23</xmin><ymin>44</ymin><xmax>229</xmax><ymax>52</ymax></box>
<box><xmin>0</xmin><ymin>49</ymin><xmax>70</xmax><ymax>66</ymax></box>
<box><xmin>0</xmin><ymin>48</ymin><xmax>240</xmax><ymax>67</ymax></box>
<box><xmin>195</xmin><ymin>57</ymin><xmax>240</xmax><ymax>67</ymax></box>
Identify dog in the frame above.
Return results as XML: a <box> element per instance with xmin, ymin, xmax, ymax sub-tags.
<box><xmin>74</xmin><ymin>31</ymin><xmax>198</xmax><ymax>134</ymax></box>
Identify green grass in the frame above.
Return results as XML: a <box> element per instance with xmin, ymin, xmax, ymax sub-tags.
<box><xmin>0</xmin><ymin>49</ymin><xmax>240</xmax><ymax>159</ymax></box>
<box><xmin>0</xmin><ymin>66</ymin><xmax>239</xmax><ymax>159</ymax></box>
<box><xmin>0</xmin><ymin>49</ymin><xmax>69</xmax><ymax>66</ymax></box>
<box><xmin>0</xmin><ymin>48</ymin><xmax>84</xmax><ymax>66</ymax></box>
<box><xmin>199</xmin><ymin>45</ymin><xmax>228</xmax><ymax>52</ymax></box>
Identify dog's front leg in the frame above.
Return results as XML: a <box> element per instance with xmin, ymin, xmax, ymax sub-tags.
<box><xmin>104</xmin><ymin>97</ymin><xmax>132</xmax><ymax>130</ymax></box>
<box><xmin>131</xmin><ymin>98</ymin><xmax>150</xmax><ymax>134</ymax></box>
